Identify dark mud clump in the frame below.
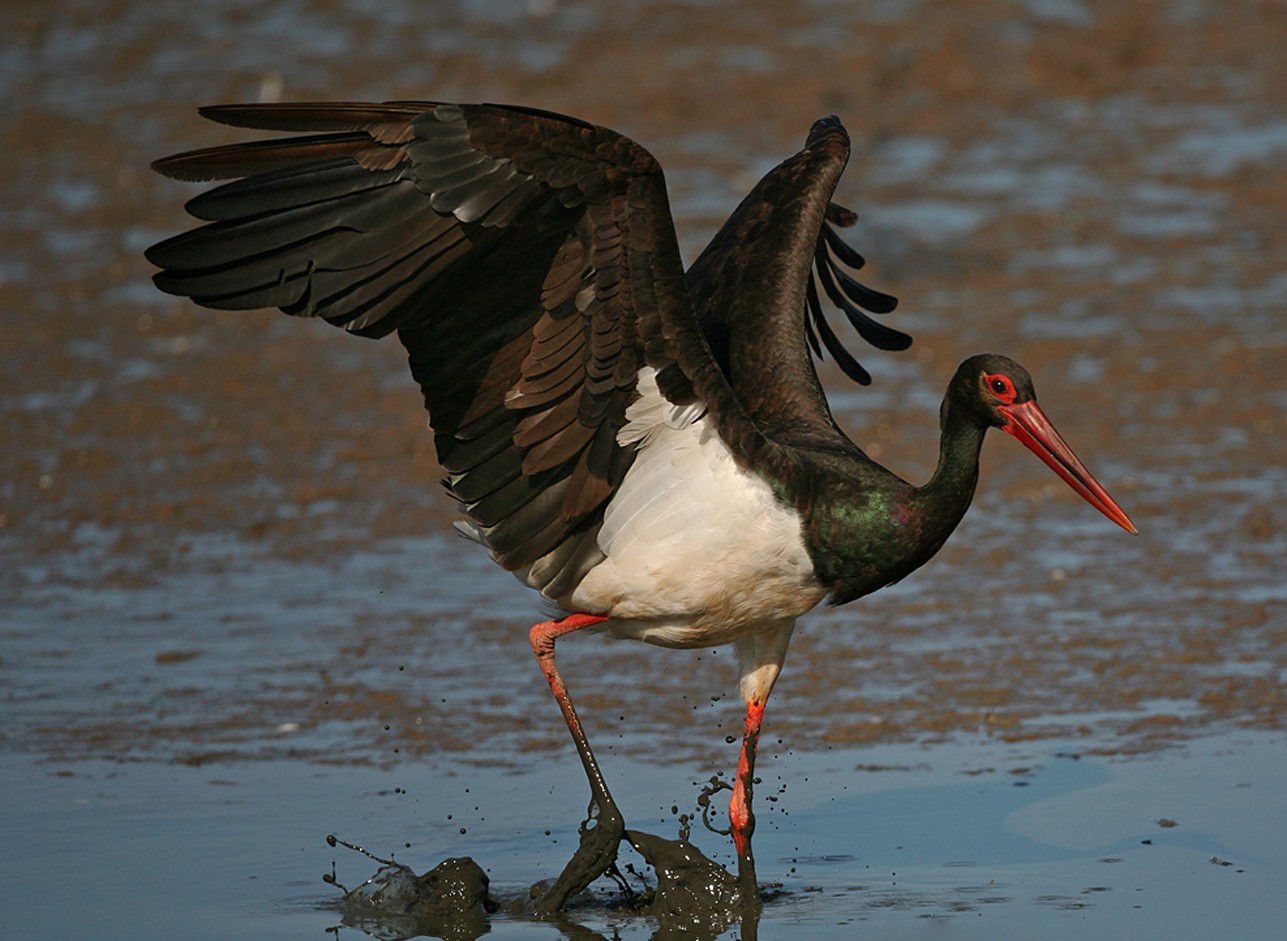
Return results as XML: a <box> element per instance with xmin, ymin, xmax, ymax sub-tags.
<box><xmin>328</xmin><ymin>828</ymin><xmax>756</xmax><ymax>939</ymax></box>
<box><xmin>328</xmin><ymin>837</ymin><xmax>494</xmax><ymax>941</ymax></box>
<box><xmin>626</xmin><ymin>829</ymin><xmax>745</xmax><ymax>930</ymax></box>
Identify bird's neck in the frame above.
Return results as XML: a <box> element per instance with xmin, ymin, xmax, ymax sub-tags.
<box><xmin>797</xmin><ymin>403</ymin><xmax>987</xmax><ymax>606</ymax></box>
<box><xmin>914</xmin><ymin>399</ymin><xmax>987</xmax><ymax>543</ymax></box>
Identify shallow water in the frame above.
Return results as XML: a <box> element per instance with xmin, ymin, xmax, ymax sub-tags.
<box><xmin>2</xmin><ymin>0</ymin><xmax>1284</xmax><ymax>938</ymax></box>
<box><xmin>4</xmin><ymin>732</ymin><xmax>1284</xmax><ymax>939</ymax></box>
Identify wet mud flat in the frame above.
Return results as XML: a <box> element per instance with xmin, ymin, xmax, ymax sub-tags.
<box><xmin>3</xmin><ymin>726</ymin><xmax>1283</xmax><ymax>940</ymax></box>
<box><xmin>4</xmin><ymin>509</ymin><xmax>1283</xmax><ymax>940</ymax></box>
<box><xmin>2</xmin><ymin>0</ymin><xmax>1285</xmax><ymax>938</ymax></box>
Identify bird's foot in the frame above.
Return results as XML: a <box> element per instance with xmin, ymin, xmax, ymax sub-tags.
<box><xmin>531</xmin><ymin>795</ymin><xmax>627</xmax><ymax>914</ymax></box>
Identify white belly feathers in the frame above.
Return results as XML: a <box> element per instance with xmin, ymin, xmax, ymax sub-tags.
<box><xmin>567</xmin><ymin>368</ymin><xmax>826</xmax><ymax>648</ymax></box>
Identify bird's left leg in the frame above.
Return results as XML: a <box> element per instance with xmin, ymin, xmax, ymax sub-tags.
<box><xmin>729</xmin><ymin>621</ymin><xmax>795</xmax><ymax>906</ymax></box>
<box><xmin>529</xmin><ymin>612</ymin><xmax>624</xmax><ymax>913</ymax></box>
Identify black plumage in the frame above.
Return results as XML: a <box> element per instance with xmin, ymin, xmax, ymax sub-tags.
<box><xmin>146</xmin><ymin>101</ymin><xmax>897</xmax><ymax>594</ymax></box>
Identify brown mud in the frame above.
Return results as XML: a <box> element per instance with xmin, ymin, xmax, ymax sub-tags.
<box><xmin>4</xmin><ymin>0</ymin><xmax>1281</xmax><ymax>770</ymax></box>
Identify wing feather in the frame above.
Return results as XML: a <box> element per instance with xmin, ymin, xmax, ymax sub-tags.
<box><xmin>683</xmin><ymin>117</ymin><xmax>905</xmax><ymax>454</ymax></box>
<box><xmin>147</xmin><ymin>101</ymin><xmax>712</xmax><ymax>600</ymax></box>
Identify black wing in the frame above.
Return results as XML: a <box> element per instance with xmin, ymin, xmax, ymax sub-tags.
<box><xmin>685</xmin><ymin>116</ymin><xmax>905</xmax><ymax>453</ymax></box>
<box><xmin>145</xmin><ymin>105</ymin><xmax>903</xmax><ymax>599</ymax></box>
<box><xmin>146</xmin><ymin>101</ymin><xmax>719</xmax><ymax>601</ymax></box>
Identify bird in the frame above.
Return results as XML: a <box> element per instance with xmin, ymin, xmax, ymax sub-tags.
<box><xmin>145</xmin><ymin>101</ymin><xmax>1137</xmax><ymax>912</ymax></box>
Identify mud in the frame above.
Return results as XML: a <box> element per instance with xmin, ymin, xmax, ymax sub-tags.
<box><xmin>625</xmin><ymin>830</ymin><xmax>745</xmax><ymax>932</ymax></box>
<box><xmin>329</xmin><ymin>826</ymin><xmax>747</xmax><ymax>939</ymax></box>
<box><xmin>2</xmin><ymin>0</ymin><xmax>1284</xmax><ymax>939</ymax></box>
<box><xmin>329</xmin><ymin>838</ymin><xmax>493</xmax><ymax>941</ymax></box>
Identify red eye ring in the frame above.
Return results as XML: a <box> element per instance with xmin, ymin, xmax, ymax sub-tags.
<box><xmin>984</xmin><ymin>372</ymin><xmax>1017</xmax><ymax>404</ymax></box>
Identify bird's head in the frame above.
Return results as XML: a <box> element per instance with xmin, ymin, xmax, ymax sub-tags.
<box><xmin>947</xmin><ymin>354</ymin><xmax>1138</xmax><ymax>534</ymax></box>
<box><xmin>943</xmin><ymin>353</ymin><xmax>1036</xmax><ymax>429</ymax></box>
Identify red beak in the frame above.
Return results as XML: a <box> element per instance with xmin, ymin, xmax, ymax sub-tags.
<box><xmin>1000</xmin><ymin>401</ymin><xmax>1138</xmax><ymax>534</ymax></box>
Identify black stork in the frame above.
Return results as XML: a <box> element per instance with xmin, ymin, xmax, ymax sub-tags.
<box><xmin>145</xmin><ymin>102</ymin><xmax>1137</xmax><ymax>911</ymax></box>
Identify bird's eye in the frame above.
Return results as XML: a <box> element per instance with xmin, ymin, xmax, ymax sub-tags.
<box><xmin>984</xmin><ymin>373</ymin><xmax>1017</xmax><ymax>403</ymax></box>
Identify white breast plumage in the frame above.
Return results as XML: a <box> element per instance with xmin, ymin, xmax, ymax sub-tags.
<box><xmin>566</xmin><ymin>367</ymin><xmax>826</xmax><ymax>649</ymax></box>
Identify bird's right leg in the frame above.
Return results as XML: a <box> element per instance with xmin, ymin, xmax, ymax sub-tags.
<box><xmin>729</xmin><ymin>697</ymin><xmax>766</xmax><ymax>905</ymax></box>
<box><xmin>728</xmin><ymin>621</ymin><xmax>794</xmax><ymax>909</ymax></box>
<box><xmin>528</xmin><ymin>612</ymin><xmax>624</xmax><ymax>914</ymax></box>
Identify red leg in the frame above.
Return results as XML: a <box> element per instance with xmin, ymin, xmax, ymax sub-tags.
<box><xmin>729</xmin><ymin>698</ymin><xmax>766</xmax><ymax>903</ymax></box>
<box><xmin>529</xmin><ymin>612</ymin><xmax>626</xmax><ymax>914</ymax></box>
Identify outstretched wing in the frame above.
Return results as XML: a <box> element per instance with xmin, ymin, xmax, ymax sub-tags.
<box><xmin>146</xmin><ymin>105</ymin><xmax>905</xmax><ymax>600</ymax></box>
<box><xmin>146</xmin><ymin>101</ymin><xmax>719</xmax><ymax>601</ymax></box>
<box><xmin>683</xmin><ymin>116</ymin><xmax>905</xmax><ymax>458</ymax></box>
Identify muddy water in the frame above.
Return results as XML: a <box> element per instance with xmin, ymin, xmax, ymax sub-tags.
<box><xmin>2</xmin><ymin>0</ymin><xmax>1283</xmax><ymax>938</ymax></box>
